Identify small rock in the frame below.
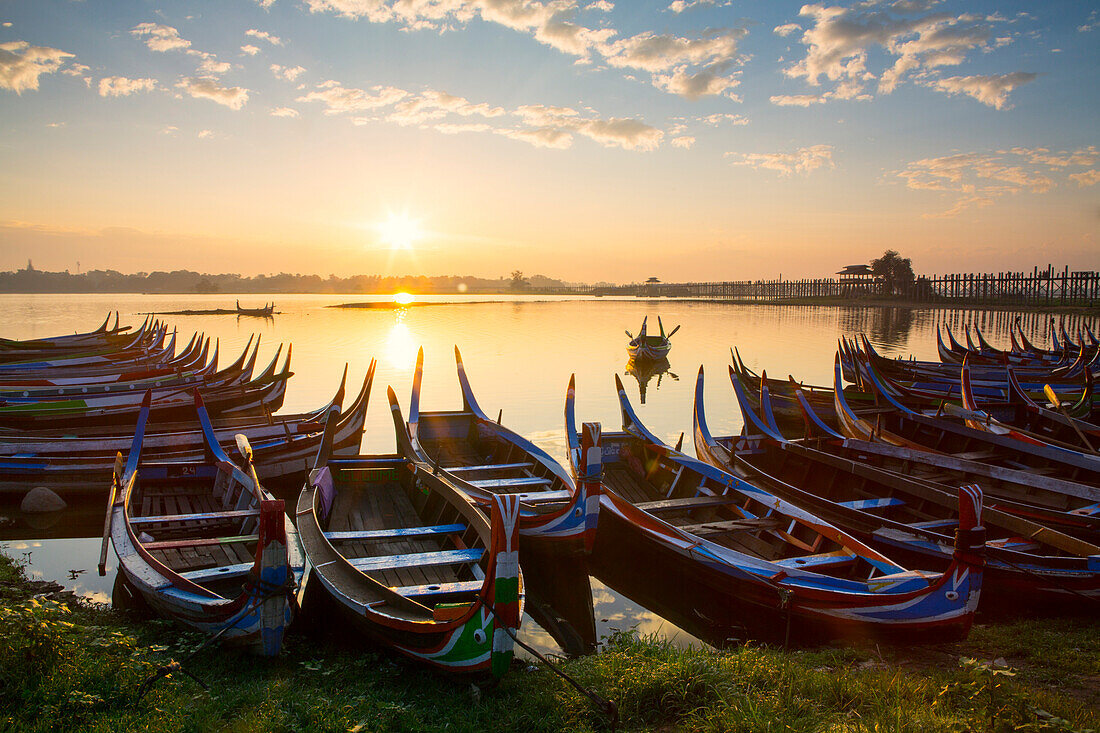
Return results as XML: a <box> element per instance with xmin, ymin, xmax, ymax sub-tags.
<box><xmin>21</xmin><ymin>486</ymin><xmax>66</xmax><ymax>513</ymax></box>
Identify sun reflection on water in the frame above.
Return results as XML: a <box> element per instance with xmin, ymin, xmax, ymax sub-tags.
<box><xmin>384</xmin><ymin>321</ymin><xmax>419</xmax><ymax>370</ymax></box>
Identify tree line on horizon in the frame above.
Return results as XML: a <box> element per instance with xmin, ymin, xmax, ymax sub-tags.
<box><xmin>0</xmin><ymin>266</ymin><xmax>576</xmax><ymax>294</ymax></box>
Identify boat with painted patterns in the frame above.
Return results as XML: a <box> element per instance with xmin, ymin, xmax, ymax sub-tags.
<box><xmin>693</xmin><ymin>365</ymin><xmax>1100</xmax><ymax>613</ymax></box>
<box><xmin>295</xmin><ymin>385</ymin><xmax>522</xmax><ymax>678</ymax></box>
<box><xmin>395</xmin><ymin>346</ymin><xmax>599</xmax><ymax>554</ymax></box>
<box><xmin>567</xmin><ymin>373</ymin><xmax>986</xmax><ymax>645</ymax></box>
<box><xmin>102</xmin><ymin>392</ymin><xmax>305</xmax><ymax>655</ymax></box>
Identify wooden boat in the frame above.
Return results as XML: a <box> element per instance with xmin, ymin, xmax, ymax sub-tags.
<box><xmin>0</xmin><ymin>365</ymin><xmax>372</xmax><ymax>495</ymax></box>
<box><xmin>295</xmin><ymin>390</ymin><xmax>523</xmax><ymax>678</ymax></box>
<box><xmin>0</xmin><ymin>344</ymin><xmax>292</xmax><ymax>429</ymax></box>
<box><xmin>237</xmin><ymin>301</ymin><xmax>275</xmax><ymax>317</ymax></box>
<box><xmin>396</xmin><ymin>347</ymin><xmax>599</xmax><ymax>553</ymax></box>
<box><xmin>959</xmin><ymin>361</ymin><xmax>1100</xmax><ymax>454</ymax></box>
<box><xmin>694</xmin><ymin>365</ymin><xmax>1100</xmax><ymax>612</ymax></box>
<box><xmin>102</xmin><ymin>392</ymin><xmax>305</xmax><ymax>655</ymax></box>
<box><xmin>832</xmin><ymin>356</ymin><xmax>1100</xmax><ymax>535</ymax></box>
<box><xmin>566</xmin><ymin>373</ymin><xmax>986</xmax><ymax>645</ymax></box>
<box><xmin>0</xmin><ymin>319</ymin><xmax>170</xmax><ymax>372</ymax></box>
<box><xmin>0</xmin><ymin>312</ymin><xmax>131</xmax><ymax>353</ymax></box>
<box><xmin>626</xmin><ymin>316</ymin><xmax>678</xmax><ymax>361</ymax></box>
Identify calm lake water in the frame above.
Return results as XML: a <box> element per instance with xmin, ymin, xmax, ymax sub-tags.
<box><xmin>1</xmin><ymin>293</ymin><xmax>1096</xmax><ymax>654</ymax></box>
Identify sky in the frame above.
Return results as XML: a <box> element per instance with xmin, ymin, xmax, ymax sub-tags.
<box><xmin>0</xmin><ymin>0</ymin><xmax>1097</xmax><ymax>283</ymax></box>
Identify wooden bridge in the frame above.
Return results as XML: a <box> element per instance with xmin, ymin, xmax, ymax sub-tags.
<box><xmin>534</xmin><ymin>265</ymin><xmax>1100</xmax><ymax>306</ymax></box>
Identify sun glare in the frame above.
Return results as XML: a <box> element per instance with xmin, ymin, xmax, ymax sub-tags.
<box><xmin>377</xmin><ymin>212</ymin><xmax>423</xmax><ymax>250</ymax></box>
<box><xmin>394</xmin><ymin>292</ymin><xmax>414</xmax><ymax>305</ymax></box>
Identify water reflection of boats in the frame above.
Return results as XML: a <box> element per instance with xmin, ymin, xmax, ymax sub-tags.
<box><xmin>624</xmin><ymin>356</ymin><xmax>677</xmax><ymax>404</ymax></box>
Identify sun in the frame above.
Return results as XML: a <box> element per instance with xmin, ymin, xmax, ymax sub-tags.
<box><xmin>377</xmin><ymin>211</ymin><xmax>423</xmax><ymax>250</ymax></box>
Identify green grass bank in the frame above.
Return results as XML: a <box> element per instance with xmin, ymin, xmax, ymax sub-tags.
<box><xmin>1</xmin><ymin>551</ymin><xmax>1097</xmax><ymax>732</ymax></box>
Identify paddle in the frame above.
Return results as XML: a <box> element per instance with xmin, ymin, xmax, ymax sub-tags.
<box><xmin>1044</xmin><ymin>384</ymin><xmax>1097</xmax><ymax>454</ymax></box>
<box><xmin>98</xmin><ymin>453</ymin><xmax>123</xmax><ymax>576</ymax></box>
<box><xmin>666</xmin><ymin>325</ymin><xmax>680</xmax><ymax>339</ymax></box>
<box><xmin>235</xmin><ymin>434</ymin><xmax>267</xmax><ymax>503</ymax></box>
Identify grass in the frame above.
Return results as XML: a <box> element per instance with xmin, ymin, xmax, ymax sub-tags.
<box><xmin>1</xmin><ymin>550</ymin><xmax>1097</xmax><ymax>732</ymax></box>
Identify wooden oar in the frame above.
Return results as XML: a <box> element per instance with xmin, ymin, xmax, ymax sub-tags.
<box><xmin>666</xmin><ymin>325</ymin><xmax>680</xmax><ymax>339</ymax></box>
<box><xmin>1044</xmin><ymin>384</ymin><xmax>1098</xmax><ymax>454</ymax></box>
<box><xmin>98</xmin><ymin>453</ymin><xmax>123</xmax><ymax>576</ymax></box>
<box><xmin>235</xmin><ymin>434</ymin><xmax>266</xmax><ymax>503</ymax></box>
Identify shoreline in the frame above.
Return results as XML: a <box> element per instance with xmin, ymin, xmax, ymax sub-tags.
<box><xmin>1</xmin><ymin>550</ymin><xmax>1096</xmax><ymax>731</ymax></box>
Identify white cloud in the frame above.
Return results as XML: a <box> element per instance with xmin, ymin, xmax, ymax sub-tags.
<box><xmin>298</xmin><ymin>79</ymin><xmax>665</xmax><ymax>151</ymax></box>
<box><xmin>700</xmin><ymin>112</ymin><xmax>749</xmax><ymax>126</ymax></box>
<box><xmin>304</xmin><ymin>0</ymin><xmax>748</xmax><ymax>99</ymax></box>
<box><xmin>774</xmin><ymin>23</ymin><xmax>801</xmax><ymax>37</ymax></box>
<box><xmin>1069</xmin><ymin>170</ymin><xmax>1100</xmax><ymax>187</ymax></box>
<box><xmin>246</xmin><ymin>29</ymin><xmax>283</xmax><ymax>46</ymax></box>
<box><xmin>667</xmin><ymin>0</ymin><xmax>730</xmax><ymax>13</ymax></box>
<box><xmin>727</xmin><ymin>144</ymin><xmax>835</xmax><ymax>176</ymax></box>
<box><xmin>271</xmin><ymin>64</ymin><xmax>306</xmax><ymax>81</ymax></box>
<box><xmin>241</xmin><ymin>45</ymin><xmax>261</xmax><ymax>56</ymax></box>
<box><xmin>586</xmin><ymin>0</ymin><xmax>613</xmax><ymax>11</ymax></box>
<box><xmin>496</xmin><ymin>127</ymin><xmax>574</xmax><ymax>150</ymax></box>
<box><xmin>1079</xmin><ymin>10</ymin><xmax>1098</xmax><ymax>32</ymax></box>
<box><xmin>61</xmin><ymin>62</ymin><xmax>90</xmax><ymax>78</ymax></box>
<box><xmin>895</xmin><ymin>147</ymin><xmax>1099</xmax><ymax>216</ymax></box>
<box><xmin>197</xmin><ymin>129</ymin><xmax>214</xmax><ymax>139</ymax></box>
<box><xmin>671</xmin><ymin>135</ymin><xmax>695</xmax><ymax>149</ymax></box>
<box><xmin>98</xmin><ymin>76</ymin><xmax>157</xmax><ymax>97</ymax></box>
<box><xmin>197</xmin><ymin>56</ymin><xmax>232</xmax><ymax>75</ymax></box>
<box><xmin>130</xmin><ymin>23</ymin><xmax>192</xmax><ymax>53</ymax></box>
<box><xmin>46</xmin><ymin>122</ymin><xmax>65</xmax><ymax>128</ymax></box>
<box><xmin>926</xmin><ymin>72</ymin><xmax>1037</xmax><ymax>109</ymax></box>
<box><xmin>781</xmin><ymin>3</ymin><xmax>1030</xmax><ymax>106</ymax></box>
<box><xmin>297</xmin><ymin>81</ymin><xmax>407</xmax><ymax>113</ymax></box>
<box><xmin>2</xmin><ymin>22</ymin><xmax>12</xmax><ymax>28</ymax></box>
<box><xmin>0</xmin><ymin>41</ymin><xmax>73</xmax><ymax>93</ymax></box>
<box><xmin>770</xmin><ymin>93</ymin><xmax>827</xmax><ymax>106</ymax></box>
<box><xmin>255</xmin><ymin>0</ymin><xmax>277</xmax><ymax>7</ymax></box>
<box><xmin>270</xmin><ymin>106</ymin><xmax>299</xmax><ymax>117</ymax></box>
<box><xmin>577</xmin><ymin>118</ymin><xmax>662</xmax><ymax>151</ymax></box>
<box><xmin>160</xmin><ymin>125</ymin><xmax>179</xmax><ymax>135</ymax></box>
<box><xmin>176</xmin><ymin>77</ymin><xmax>249</xmax><ymax>110</ymax></box>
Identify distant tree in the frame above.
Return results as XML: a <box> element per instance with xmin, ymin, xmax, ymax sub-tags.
<box><xmin>194</xmin><ymin>277</ymin><xmax>219</xmax><ymax>293</ymax></box>
<box><xmin>510</xmin><ymin>270</ymin><xmax>528</xmax><ymax>291</ymax></box>
<box><xmin>870</xmin><ymin>250</ymin><xmax>915</xmax><ymax>295</ymax></box>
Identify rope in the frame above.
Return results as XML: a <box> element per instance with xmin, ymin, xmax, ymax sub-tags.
<box><xmin>483</xmin><ymin>600</ymin><xmax>618</xmax><ymax>731</ymax></box>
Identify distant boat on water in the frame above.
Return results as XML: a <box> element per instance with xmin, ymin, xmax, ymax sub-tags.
<box><xmin>236</xmin><ymin>300</ymin><xmax>275</xmax><ymax>317</ymax></box>
<box><xmin>626</xmin><ymin>316</ymin><xmax>678</xmax><ymax>361</ymax></box>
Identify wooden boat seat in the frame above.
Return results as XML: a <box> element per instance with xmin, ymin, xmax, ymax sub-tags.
<box><xmin>466</xmin><ymin>477</ymin><xmax>552</xmax><ymax>489</ymax></box>
<box><xmin>515</xmin><ymin>490</ymin><xmax>572</xmax><ymax>504</ymax></box>
<box><xmin>680</xmin><ymin>517</ymin><xmax>784</xmax><ymax>536</ymax></box>
<box><xmin>129</xmin><ymin>509</ymin><xmax>260</xmax><ymax>527</ymax></box>
<box><xmin>390</xmin><ymin>580</ymin><xmax>484</xmax><ymax>599</ymax></box>
<box><xmin>908</xmin><ymin>518</ymin><xmax>958</xmax><ymax>531</ymax></box>
<box><xmin>774</xmin><ymin>550</ymin><xmax>855</xmax><ymax>570</ymax></box>
<box><xmin>636</xmin><ymin>495</ymin><xmax>738</xmax><ymax>512</ymax></box>
<box><xmin>140</xmin><ymin>534</ymin><xmax>258</xmax><ymax>550</ymax></box>
<box><xmin>345</xmin><ymin>548</ymin><xmax>483</xmax><ymax>572</ymax></box>
<box><xmin>837</xmin><ymin>497</ymin><xmax>906</xmax><ymax>511</ymax></box>
<box><xmin>951</xmin><ymin>450</ymin><xmax>999</xmax><ymax>462</ymax></box>
<box><xmin>324</xmin><ymin>524</ymin><xmax>466</xmax><ymax>542</ymax></box>
<box><xmin>179</xmin><ymin>561</ymin><xmax>254</xmax><ymax>584</ymax></box>
<box><xmin>444</xmin><ymin>462</ymin><xmax>534</xmax><ymax>473</ymax></box>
